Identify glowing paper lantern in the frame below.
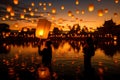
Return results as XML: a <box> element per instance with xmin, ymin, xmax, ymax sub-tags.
<box><xmin>68</xmin><ymin>11</ymin><xmax>72</xmax><ymax>16</ymax></box>
<box><xmin>75</xmin><ymin>0</ymin><xmax>79</xmax><ymax>5</ymax></box>
<box><xmin>35</xmin><ymin>8</ymin><xmax>38</xmax><ymax>12</ymax></box>
<box><xmin>51</xmin><ymin>16</ymin><xmax>55</xmax><ymax>20</ymax></box>
<box><xmin>13</xmin><ymin>0</ymin><xmax>19</xmax><ymax>5</ymax></box>
<box><xmin>39</xmin><ymin>2</ymin><xmax>42</xmax><ymax>6</ymax></box>
<box><xmin>7</xmin><ymin>6</ymin><xmax>12</xmax><ymax>12</ymax></box>
<box><xmin>115</xmin><ymin>0</ymin><xmax>119</xmax><ymax>3</ymax></box>
<box><xmin>20</xmin><ymin>14</ymin><xmax>25</xmax><ymax>19</ymax></box>
<box><xmin>61</xmin><ymin>5</ymin><xmax>65</xmax><ymax>10</ymax></box>
<box><xmin>81</xmin><ymin>10</ymin><xmax>85</xmax><ymax>14</ymax></box>
<box><xmin>2</xmin><ymin>17</ymin><xmax>6</xmax><ymax>21</ymax></box>
<box><xmin>43</xmin><ymin>6</ymin><xmax>47</xmax><ymax>11</ymax></box>
<box><xmin>36</xmin><ymin>19</ymin><xmax>51</xmax><ymax>39</ymax></box>
<box><xmin>76</xmin><ymin>9</ymin><xmax>80</xmax><ymax>14</ymax></box>
<box><xmin>52</xmin><ymin>8</ymin><xmax>56</xmax><ymax>14</ymax></box>
<box><xmin>71</xmin><ymin>15</ymin><xmax>75</xmax><ymax>18</ymax></box>
<box><xmin>98</xmin><ymin>10</ymin><xmax>103</xmax><ymax>16</ymax></box>
<box><xmin>30</xmin><ymin>12</ymin><xmax>34</xmax><ymax>16</ymax></box>
<box><xmin>43</xmin><ymin>3</ymin><xmax>46</xmax><ymax>6</ymax></box>
<box><xmin>48</xmin><ymin>2</ymin><xmax>52</xmax><ymax>6</ymax></box>
<box><xmin>88</xmin><ymin>4</ymin><xmax>94</xmax><ymax>12</ymax></box>
<box><xmin>40</xmin><ymin>13</ymin><xmax>44</xmax><ymax>16</ymax></box>
<box><xmin>23</xmin><ymin>9</ymin><xmax>26</xmax><ymax>13</ymax></box>
<box><xmin>97</xmin><ymin>0</ymin><xmax>101</xmax><ymax>2</ymax></box>
<box><xmin>28</xmin><ymin>7</ymin><xmax>32</xmax><ymax>11</ymax></box>
<box><xmin>5</xmin><ymin>14</ymin><xmax>9</xmax><ymax>18</ymax></box>
<box><xmin>47</xmin><ymin>13</ymin><xmax>51</xmax><ymax>16</ymax></box>
<box><xmin>104</xmin><ymin>9</ymin><xmax>108</xmax><ymax>13</ymax></box>
<box><xmin>10</xmin><ymin>10</ymin><xmax>15</xmax><ymax>16</ymax></box>
<box><xmin>31</xmin><ymin>2</ymin><xmax>35</xmax><ymax>6</ymax></box>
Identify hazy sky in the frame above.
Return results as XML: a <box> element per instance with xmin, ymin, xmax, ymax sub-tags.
<box><xmin>0</xmin><ymin>0</ymin><xmax>120</xmax><ymax>30</ymax></box>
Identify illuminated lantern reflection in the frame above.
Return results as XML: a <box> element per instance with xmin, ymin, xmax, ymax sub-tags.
<box><xmin>36</xmin><ymin>19</ymin><xmax>51</xmax><ymax>39</ymax></box>
<box><xmin>13</xmin><ymin>0</ymin><xmax>19</xmax><ymax>5</ymax></box>
<box><xmin>68</xmin><ymin>11</ymin><xmax>72</xmax><ymax>16</ymax></box>
<box><xmin>98</xmin><ymin>10</ymin><xmax>103</xmax><ymax>16</ymax></box>
<box><xmin>52</xmin><ymin>8</ymin><xmax>56</xmax><ymax>14</ymax></box>
<box><xmin>104</xmin><ymin>9</ymin><xmax>108</xmax><ymax>13</ymax></box>
<box><xmin>7</xmin><ymin>6</ymin><xmax>12</xmax><ymax>12</ymax></box>
<box><xmin>88</xmin><ymin>4</ymin><xmax>94</xmax><ymax>12</ymax></box>
<box><xmin>115</xmin><ymin>0</ymin><xmax>119</xmax><ymax>3</ymax></box>
<box><xmin>10</xmin><ymin>10</ymin><xmax>15</xmax><ymax>16</ymax></box>
<box><xmin>61</xmin><ymin>5</ymin><xmax>65</xmax><ymax>10</ymax></box>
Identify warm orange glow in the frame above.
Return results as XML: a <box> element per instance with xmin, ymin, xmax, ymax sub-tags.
<box><xmin>61</xmin><ymin>5</ymin><xmax>65</xmax><ymax>10</ymax></box>
<box><xmin>75</xmin><ymin>0</ymin><xmax>79</xmax><ymax>5</ymax></box>
<box><xmin>98</xmin><ymin>10</ymin><xmax>103</xmax><ymax>16</ymax></box>
<box><xmin>5</xmin><ymin>14</ymin><xmax>9</xmax><ymax>18</ymax></box>
<box><xmin>115</xmin><ymin>0</ymin><xmax>119</xmax><ymax>3</ymax></box>
<box><xmin>76</xmin><ymin>9</ymin><xmax>80</xmax><ymax>14</ymax></box>
<box><xmin>52</xmin><ymin>8</ymin><xmax>56</xmax><ymax>14</ymax></box>
<box><xmin>14</xmin><ymin>23</ymin><xmax>18</xmax><ymax>27</ymax></box>
<box><xmin>10</xmin><ymin>10</ymin><xmax>15</xmax><ymax>16</ymax></box>
<box><xmin>81</xmin><ymin>10</ymin><xmax>85</xmax><ymax>14</ymax></box>
<box><xmin>88</xmin><ymin>4</ymin><xmax>94</xmax><ymax>12</ymax></box>
<box><xmin>48</xmin><ymin>2</ymin><xmax>52</xmax><ymax>6</ymax></box>
<box><xmin>39</xmin><ymin>30</ymin><xmax>44</xmax><ymax>36</ymax></box>
<box><xmin>104</xmin><ymin>9</ymin><xmax>108</xmax><ymax>13</ymax></box>
<box><xmin>30</xmin><ymin>12</ymin><xmax>34</xmax><ymax>16</ymax></box>
<box><xmin>43</xmin><ymin>6</ymin><xmax>47</xmax><ymax>11</ymax></box>
<box><xmin>7</xmin><ymin>6</ymin><xmax>12</xmax><ymax>12</ymax></box>
<box><xmin>28</xmin><ymin>7</ymin><xmax>32</xmax><ymax>11</ymax></box>
<box><xmin>40</xmin><ymin>13</ymin><xmax>44</xmax><ymax>16</ymax></box>
<box><xmin>68</xmin><ymin>11</ymin><xmax>72</xmax><ymax>16</ymax></box>
<box><xmin>31</xmin><ymin>2</ymin><xmax>35</xmax><ymax>6</ymax></box>
<box><xmin>39</xmin><ymin>2</ymin><xmax>42</xmax><ymax>6</ymax></box>
<box><xmin>13</xmin><ymin>0</ymin><xmax>19</xmax><ymax>5</ymax></box>
<box><xmin>20</xmin><ymin>14</ymin><xmax>25</xmax><ymax>19</ymax></box>
<box><xmin>114</xmin><ymin>13</ymin><xmax>118</xmax><ymax>17</ymax></box>
<box><xmin>2</xmin><ymin>17</ymin><xmax>6</xmax><ymax>21</ymax></box>
<box><xmin>23</xmin><ymin>9</ymin><xmax>26</xmax><ymax>13</ymax></box>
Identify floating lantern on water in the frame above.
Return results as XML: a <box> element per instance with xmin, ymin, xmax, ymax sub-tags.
<box><xmin>75</xmin><ymin>0</ymin><xmax>79</xmax><ymax>5</ymax></box>
<box><xmin>98</xmin><ymin>10</ymin><xmax>103</xmax><ymax>16</ymax></box>
<box><xmin>7</xmin><ymin>6</ymin><xmax>12</xmax><ymax>12</ymax></box>
<box><xmin>61</xmin><ymin>5</ymin><xmax>65</xmax><ymax>10</ymax></box>
<box><xmin>68</xmin><ymin>11</ymin><xmax>72</xmax><ymax>16</ymax></box>
<box><xmin>115</xmin><ymin>0</ymin><xmax>119</xmax><ymax>3</ymax></box>
<box><xmin>52</xmin><ymin>8</ymin><xmax>56</xmax><ymax>14</ymax></box>
<box><xmin>36</xmin><ymin>19</ymin><xmax>51</xmax><ymax>39</ymax></box>
<box><xmin>88</xmin><ymin>4</ymin><xmax>94</xmax><ymax>12</ymax></box>
<box><xmin>104</xmin><ymin>9</ymin><xmax>108</xmax><ymax>13</ymax></box>
<box><xmin>13</xmin><ymin>0</ymin><xmax>19</xmax><ymax>5</ymax></box>
<box><xmin>10</xmin><ymin>10</ymin><xmax>15</xmax><ymax>16</ymax></box>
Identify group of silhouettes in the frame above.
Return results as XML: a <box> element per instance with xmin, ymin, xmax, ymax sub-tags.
<box><xmin>38</xmin><ymin>37</ymin><xmax>99</xmax><ymax>80</ymax></box>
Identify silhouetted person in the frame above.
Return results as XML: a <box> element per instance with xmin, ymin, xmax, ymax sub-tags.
<box><xmin>83</xmin><ymin>37</ymin><xmax>99</xmax><ymax>80</ymax></box>
<box><xmin>38</xmin><ymin>40</ymin><xmax>52</xmax><ymax>67</ymax></box>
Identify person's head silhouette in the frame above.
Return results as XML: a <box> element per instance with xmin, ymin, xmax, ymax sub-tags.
<box><xmin>45</xmin><ymin>40</ymin><xmax>52</xmax><ymax>47</ymax></box>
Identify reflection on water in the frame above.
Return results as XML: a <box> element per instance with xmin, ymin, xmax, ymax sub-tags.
<box><xmin>0</xmin><ymin>40</ymin><xmax>120</xmax><ymax>80</ymax></box>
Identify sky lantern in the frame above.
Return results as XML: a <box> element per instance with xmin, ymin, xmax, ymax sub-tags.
<box><xmin>20</xmin><ymin>14</ymin><xmax>25</xmax><ymax>19</ymax></box>
<box><xmin>31</xmin><ymin>2</ymin><xmax>35</xmax><ymax>6</ymax></box>
<box><xmin>10</xmin><ymin>10</ymin><xmax>15</xmax><ymax>16</ymax></box>
<box><xmin>43</xmin><ymin>3</ymin><xmax>46</xmax><ymax>6</ymax></box>
<box><xmin>51</xmin><ymin>16</ymin><xmax>55</xmax><ymax>20</ymax></box>
<box><xmin>71</xmin><ymin>15</ymin><xmax>75</xmax><ymax>18</ymax></box>
<box><xmin>58</xmin><ymin>18</ymin><xmax>63</xmax><ymax>24</ymax></box>
<box><xmin>36</xmin><ymin>19</ymin><xmax>51</xmax><ymax>39</ymax></box>
<box><xmin>98</xmin><ymin>10</ymin><xmax>103</xmax><ymax>16</ymax></box>
<box><xmin>13</xmin><ymin>0</ymin><xmax>19</xmax><ymax>5</ymax></box>
<box><xmin>30</xmin><ymin>12</ymin><xmax>34</xmax><ymax>16</ymax></box>
<box><xmin>76</xmin><ymin>9</ymin><xmax>80</xmax><ymax>14</ymax></box>
<box><xmin>104</xmin><ymin>9</ymin><xmax>108</xmax><ymax>13</ymax></box>
<box><xmin>52</xmin><ymin>8</ymin><xmax>56</xmax><ymax>14</ymax></box>
<box><xmin>48</xmin><ymin>2</ymin><xmax>52</xmax><ymax>6</ymax></box>
<box><xmin>39</xmin><ymin>2</ymin><xmax>42</xmax><ymax>6</ymax></box>
<box><xmin>68</xmin><ymin>11</ymin><xmax>72</xmax><ymax>16</ymax></box>
<box><xmin>43</xmin><ymin>6</ymin><xmax>47</xmax><ymax>11</ymax></box>
<box><xmin>35</xmin><ymin>8</ymin><xmax>38</xmax><ymax>12</ymax></box>
<box><xmin>47</xmin><ymin>13</ymin><xmax>51</xmax><ymax>16</ymax></box>
<box><xmin>114</xmin><ymin>13</ymin><xmax>118</xmax><ymax>17</ymax></box>
<box><xmin>7</xmin><ymin>6</ymin><xmax>12</xmax><ymax>12</ymax></box>
<box><xmin>23</xmin><ymin>9</ymin><xmax>27</xmax><ymax>13</ymax></box>
<box><xmin>28</xmin><ymin>7</ymin><xmax>32</xmax><ymax>11</ymax></box>
<box><xmin>14</xmin><ymin>23</ymin><xmax>18</xmax><ymax>27</ymax></box>
<box><xmin>75</xmin><ymin>0</ymin><xmax>79</xmax><ymax>5</ymax></box>
<box><xmin>40</xmin><ymin>13</ymin><xmax>44</xmax><ymax>16</ymax></box>
<box><xmin>97</xmin><ymin>0</ymin><xmax>101</xmax><ymax>2</ymax></box>
<box><xmin>2</xmin><ymin>17</ymin><xmax>6</xmax><ymax>21</ymax></box>
<box><xmin>5</xmin><ymin>14</ymin><xmax>9</xmax><ymax>18</ymax></box>
<box><xmin>81</xmin><ymin>10</ymin><xmax>85</xmax><ymax>14</ymax></box>
<box><xmin>88</xmin><ymin>4</ymin><xmax>94</xmax><ymax>12</ymax></box>
<box><xmin>61</xmin><ymin>5</ymin><xmax>65</xmax><ymax>10</ymax></box>
<box><xmin>115</xmin><ymin>0</ymin><xmax>119</xmax><ymax>3</ymax></box>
